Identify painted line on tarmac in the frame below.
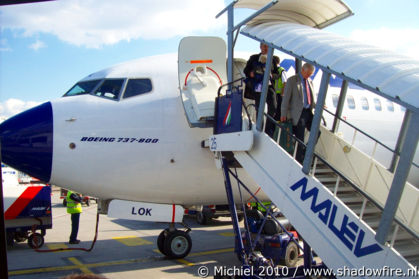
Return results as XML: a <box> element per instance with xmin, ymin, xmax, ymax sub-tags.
<box><xmin>68</xmin><ymin>257</ymin><xmax>94</xmax><ymax>274</ymax></box>
<box><xmin>8</xmin><ymin>255</ymin><xmax>161</xmax><ymax>277</ymax></box>
<box><xmin>112</xmin><ymin>235</ymin><xmax>153</xmax><ymax>246</ymax></box>
<box><xmin>176</xmin><ymin>258</ymin><xmax>195</xmax><ymax>266</ymax></box>
<box><xmin>8</xmin><ymin>247</ymin><xmax>234</xmax><ymax>277</ymax></box>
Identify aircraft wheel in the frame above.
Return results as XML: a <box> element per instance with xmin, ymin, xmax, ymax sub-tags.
<box><xmin>164</xmin><ymin>230</ymin><xmax>192</xmax><ymax>259</ymax></box>
<box><xmin>284</xmin><ymin>241</ymin><xmax>299</xmax><ymax>267</ymax></box>
<box><xmin>157</xmin><ymin>229</ymin><xmax>168</xmax><ymax>256</ymax></box>
<box><xmin>28</xmin><ymin>233</ymin><xmax>44</xmax><ymax>249</ymax></box>
<box><xmin>196</xmin><ymin>211</ymin><xmax>208</xmax><ymax>225</ymax></box>
<box><xmin>63</xmin><ymin>199</ymin><xmax>67</xmax><ymax>207</ymax></box>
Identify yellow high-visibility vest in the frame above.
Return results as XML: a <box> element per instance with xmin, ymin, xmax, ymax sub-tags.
<box><xmin>66</xmin><ymin>191</ymin><xmax>82</xmax><ymax>214</ymax></box>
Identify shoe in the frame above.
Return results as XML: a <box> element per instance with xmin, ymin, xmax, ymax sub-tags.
<box><xmin>69</xmin><ymin>239</ymin><xmax>80</xmax><ymax>244</ymax></box>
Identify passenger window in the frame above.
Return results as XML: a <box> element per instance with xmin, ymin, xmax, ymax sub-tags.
<box><xmin>400</xmin><ymin>106</ymin><xmax>406</xmax><ymax>112</ymax></box>
<box><xmin>374</xmin><ymin>98</ymin><xmax>382</xmax><ymax>111</ymax></box>
<box><xmin>386</xmin><ymin>100</ymin><xmax>394</xmax><ymax>112</ymax></box>
<box><xmin>347</xmin><ymin>95</ymin><xmax>355</xmax><ymax>110</ymax></box>
<box><xmin>64</xmin><ymin>80</ymin><xmax>101</xmax><ymax>97</ymax></box>
<box><xmin>94</xmin><ymin>79</ymin><xmax>124</xmax><ymax>100</ymax></box>
<box><xmin>360</xmin><ymin>96</ymin><xmax>369</xmax><ymax>110</ymax></box>
<box><xmin>332</xmin><ymin>94</ymin><xmax>338</xmax><ymax>108</ymax></box>
<box><xmin>123</xmin><ymin>79</ymin><xmax>152</xmax><ymax>99</ymax></box>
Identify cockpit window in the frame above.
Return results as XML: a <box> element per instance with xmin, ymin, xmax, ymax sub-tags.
<box><xmin>93</xmin><ymin>79</ymin><xmax>124</xmax><ymax>100</ymax></box>
<box><xmin>64</xmin><ymin>80</ymin><xmax>101</xmax><ymax>97</ymax></box>
<box><xmin>123</xmin><ymin>79</ymin><xmax>152</xmax><ymax>99</ymax></box>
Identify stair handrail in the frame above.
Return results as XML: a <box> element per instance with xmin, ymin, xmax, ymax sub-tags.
<box><xmin>323</xmin><ymin>108</ymin><xmax>419</xmax><ymax>169</ymax></box>
<box><xmin>262</xmin><ymin>112</ymin><xmax>419</xmax><ymax>241</ymax></box>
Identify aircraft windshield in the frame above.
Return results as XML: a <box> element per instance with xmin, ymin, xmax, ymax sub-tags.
<box><xmin>64</xmin><ymin>80</ymin><xmax>101</xmax><ymax>97</ymax></box>
<box><xmin>64</xmin><ymin>78</ymin><xmax>151</xmax><ymax>101</ymax></box>
<box><xmin>93</xmin><ymin>79</ymin><xmax>124</xmax><ymax>100</ymax></box>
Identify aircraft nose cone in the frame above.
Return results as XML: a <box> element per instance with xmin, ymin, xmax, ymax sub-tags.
<box><xmin>0</xmin><ymin>102</ymin><xmax>53</xmax><ymax>182</ymax></box>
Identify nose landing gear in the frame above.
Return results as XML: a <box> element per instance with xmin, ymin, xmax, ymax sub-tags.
<box><xmin>157</xmin><ymin>225</ymin><xmax>192</xmax><ymax>259</ymax></box>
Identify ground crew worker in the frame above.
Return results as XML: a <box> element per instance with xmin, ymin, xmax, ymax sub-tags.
<box><xmin>273</xmin><ymin>55</ymin><xmax>287</xmax><ymax>120</ymax></box>
<box><xmin>66</xmin><ymin>190</ymin><xmax>83</xmax><ymax>244</ymax></box>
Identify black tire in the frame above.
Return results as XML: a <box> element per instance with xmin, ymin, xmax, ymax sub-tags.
<box><xmin>157</xmin><ymin>229</ymin><xmax>168</xmax><ymax>256</ymax></box>
<box><xmin>85</xmin><ymin>198</ymin><xmax>90</xmax><ymax>207</ymax></box>
<box><xmin>245</xmin><ymin>209</ymin><xmax>263</xmax><ymax>221</ymax></box>
<box><xmin>284</xmin><ymin>241</ymin><xmax>299</xmax><ymax>267</ymax></box>
<box><xmin>196</xmin><ymin>211</ymin><xmax>208</xmax><ymax>225</ymax></box>
<box><xmin>263</xmin><ymin>218</ymin><xmax>281</xmax><ymax>235</ymax></box>
<box><xmin>164</xmin><ymin>230</ymin><xmax>192</xmax><ymax>259</ymax></box>
<box><xmin>28</xmin><ymin>233</ymin><xmax>44</xmax><ymax>249</ymax></box>
<box><xmin>237</xmin><ymin>214</ymin><xmax>244</xmax><ymax>222</ymax></box>
<box><xmin>63</xmin><ymin>199</ymin><xmax>67</xmax><ymax>207</ymax></box>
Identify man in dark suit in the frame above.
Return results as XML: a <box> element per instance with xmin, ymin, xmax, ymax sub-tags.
<box><xmin>244</xmin><ymin>43</ymin><xmax>277</xmax><ymax>137</ymax></box>
<box><xmin>280</xmin><ymin>63</ymin><xmax>315</xmax><ymax>163</ymax></box>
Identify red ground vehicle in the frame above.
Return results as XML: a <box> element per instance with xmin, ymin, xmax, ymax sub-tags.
<box><xmin>60</xmin><ymin>188</ymin><xmax>94</xmax><ymax>206</ymax></box>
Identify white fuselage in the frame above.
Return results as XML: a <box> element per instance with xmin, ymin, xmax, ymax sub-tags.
<box><xmin>49</xmin><ymin>54</ymin><xmax>262</xmax><ymax>205</ymax></box>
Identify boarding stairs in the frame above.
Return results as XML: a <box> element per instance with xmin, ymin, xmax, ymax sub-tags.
<box><xmin>212</xmin><ymin>118</ymin><xmax>418</xmax><ymax>276</ymax></box>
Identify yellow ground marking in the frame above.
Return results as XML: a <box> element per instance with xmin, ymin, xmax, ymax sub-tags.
<box><xmin>176</xmin><ymin>258</ymin><xmax>195</xmax><ymax>266</ymax></box>
<box><xmin>9</xmin><ymin>256</ymin><xmax>158</xmax><ymax>276</ymax></box>
<box><xmin>9</xmin><ymin>247</ymin><xmax>234</xmax><ymax>277</ymax></box>
<box><xmin>112</xmin><ymin>235</ymin><xmax>153</xmax><ymax>246</ymax></box>
<box><xmin>68</xmin><ymin>257</ymin><xmax>94</xmax><ymax>274</ymax></box>
<box><xmin>189</xmin><ymin>247</ymin><xmax>234</xmax><ymax>257</ymax></box>
<box><xmin>218</xmin><ymin>232</ymin><xmax>235</xmax><ymax>237</ymax></box>
<box><xmin>153</xmin><ymin>247</ymin><xmax>234</xmax><ymax>257</ymax></box>
<box><xmin>46</xmin><ymin>243</ymin><xmax>69</xmax><ymax>252</ymax></box>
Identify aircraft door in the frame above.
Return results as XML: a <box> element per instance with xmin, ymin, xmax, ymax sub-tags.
<box><xmin>178</xmin><ymin>36</ymin><xmax>227</xmax><ymax>127</ymax></box>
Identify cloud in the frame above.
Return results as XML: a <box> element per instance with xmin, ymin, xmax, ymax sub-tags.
<box><xmin>0</xmin><ymin>99</ymin><xmax>41</xmax><ymax>119</ymax></box>
<box><xmin>0</xmin><ymin>0</ymin><xmax>226</xmax><ymax>48</ymax></box>
<box><xmin>0</xmin><ymin>38</ymin><xmax>11</xmax><ymax>51</ymax></box>
<box><xmin>350</xmin><ymin>28</ymin><xmax>419</xmax><ymax>60</ymax></box>
<box><xmin>29</xmin><ymin>39</ymin><xmax>46</xmax><ymax>50</ymax></box>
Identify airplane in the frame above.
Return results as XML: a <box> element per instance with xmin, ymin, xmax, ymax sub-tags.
<box><xmin>1</xmin><ymin>2</ymin><xmax>418</xmax><ymax>265</ymax></box>
<box><xmin>1</xmin><ymin>37</ymin><xmax>417</xmax><ymax>259</ymax></box>
<box><xmin>0</xmin><ymin>39</ymin><xmax>272</xmax><ymax>259</ymax></box>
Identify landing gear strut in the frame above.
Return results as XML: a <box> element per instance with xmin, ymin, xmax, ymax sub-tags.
<box><xmin>157</xmin><ymin>224</ymin><xmax>192</xmax><ymax>259</ymax></box>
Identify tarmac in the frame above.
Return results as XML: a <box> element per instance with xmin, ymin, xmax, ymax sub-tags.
<box><xmin>6</xmin><ymin>188</ymin><xmax>243</xmax><ymax>279</ymax></box>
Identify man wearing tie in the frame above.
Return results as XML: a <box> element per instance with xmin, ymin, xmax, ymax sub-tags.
<box><xmin>280</xmin><ymin>63</ymin><xmax>315</xmax><ymax>163</ymax></box>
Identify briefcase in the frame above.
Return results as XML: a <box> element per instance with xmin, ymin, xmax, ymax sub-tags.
<box><xmin>273</xmin><ymin>121</ymin><xmax>294</xmax><ymax>155</ymax></box>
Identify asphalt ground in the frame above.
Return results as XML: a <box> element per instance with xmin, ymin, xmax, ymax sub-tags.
<box><xmin>6</xmin><ymin>189</ymin><xmax>244</xmax><ymax>279</ymax></box>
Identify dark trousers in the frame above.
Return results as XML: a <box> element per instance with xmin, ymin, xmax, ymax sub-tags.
<box><xmin>255</xmin><ymin>88</ymin><xmax>277</xmax><ymax>138</ymax></box>
<box><xmin>70</xmin><ymin>213</ymin><xmax>80</xmax><ymax>241</ymax></box>
<box><xmin>293</xmin><ymin>108</ymin><xmax>313</xmax><ymax>163</ymax></box>
<box><xmin>274</xmin><ymin>94</ymin><xmax>282</xmax><ymax>121</ymax></box>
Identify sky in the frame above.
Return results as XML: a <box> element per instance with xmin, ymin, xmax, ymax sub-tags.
<box><xmin>0</xmin><ymin>0</ymin><xmax>418</xmax><ymax>118</ymax></box>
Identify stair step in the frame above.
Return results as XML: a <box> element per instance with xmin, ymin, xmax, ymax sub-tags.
<box><xmin>350</xmin><ymin>205</ymin><xmax>381</xmax><ymax>216</ymax></box>
<box><xmin>317</xmin><ymin>176</ymin><xmax>339</xmax><ymax>183</ymax></box>
<box><xmin>336</xmin><ymin>192</ymin><xmax>363</xmax><ymax>203</ymax></box>
<box><xmin>405</xmin><ymin>255</ymin><xmax>419</xmax><ymax>267</ymax></box>
<box><xmin>394</xmin><ymin>240</ymin><xmax>419</xmax><ymax>257</ymax></box>
<box><xmin>325</xmin><ymin>185</ymin><xmax>356</xmax><ymax>194</ymax></box>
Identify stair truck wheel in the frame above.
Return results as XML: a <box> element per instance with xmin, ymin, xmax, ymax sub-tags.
<box><xmin>284</xmin><ymin>241</ymin><xmax>299</xmax><ymax>267</ymax></box>
<box><xmin>164</xmin><ymin>230</ymin><xmax>192</xmax><ymax>259</ymax></box>
<box><xmin>263</xmin><ymin>218</ymin><xmax>281</xmax><ymax>235</ymax></box>
<box><xmin>28</xmin><ymin>232</ymin><xmax>44</xmax><ymax>249</ymax></box>
<box><xmin>157</xmin><ymin>229</ymin><xmax>168</xmax><ymax>255</ymax></box>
